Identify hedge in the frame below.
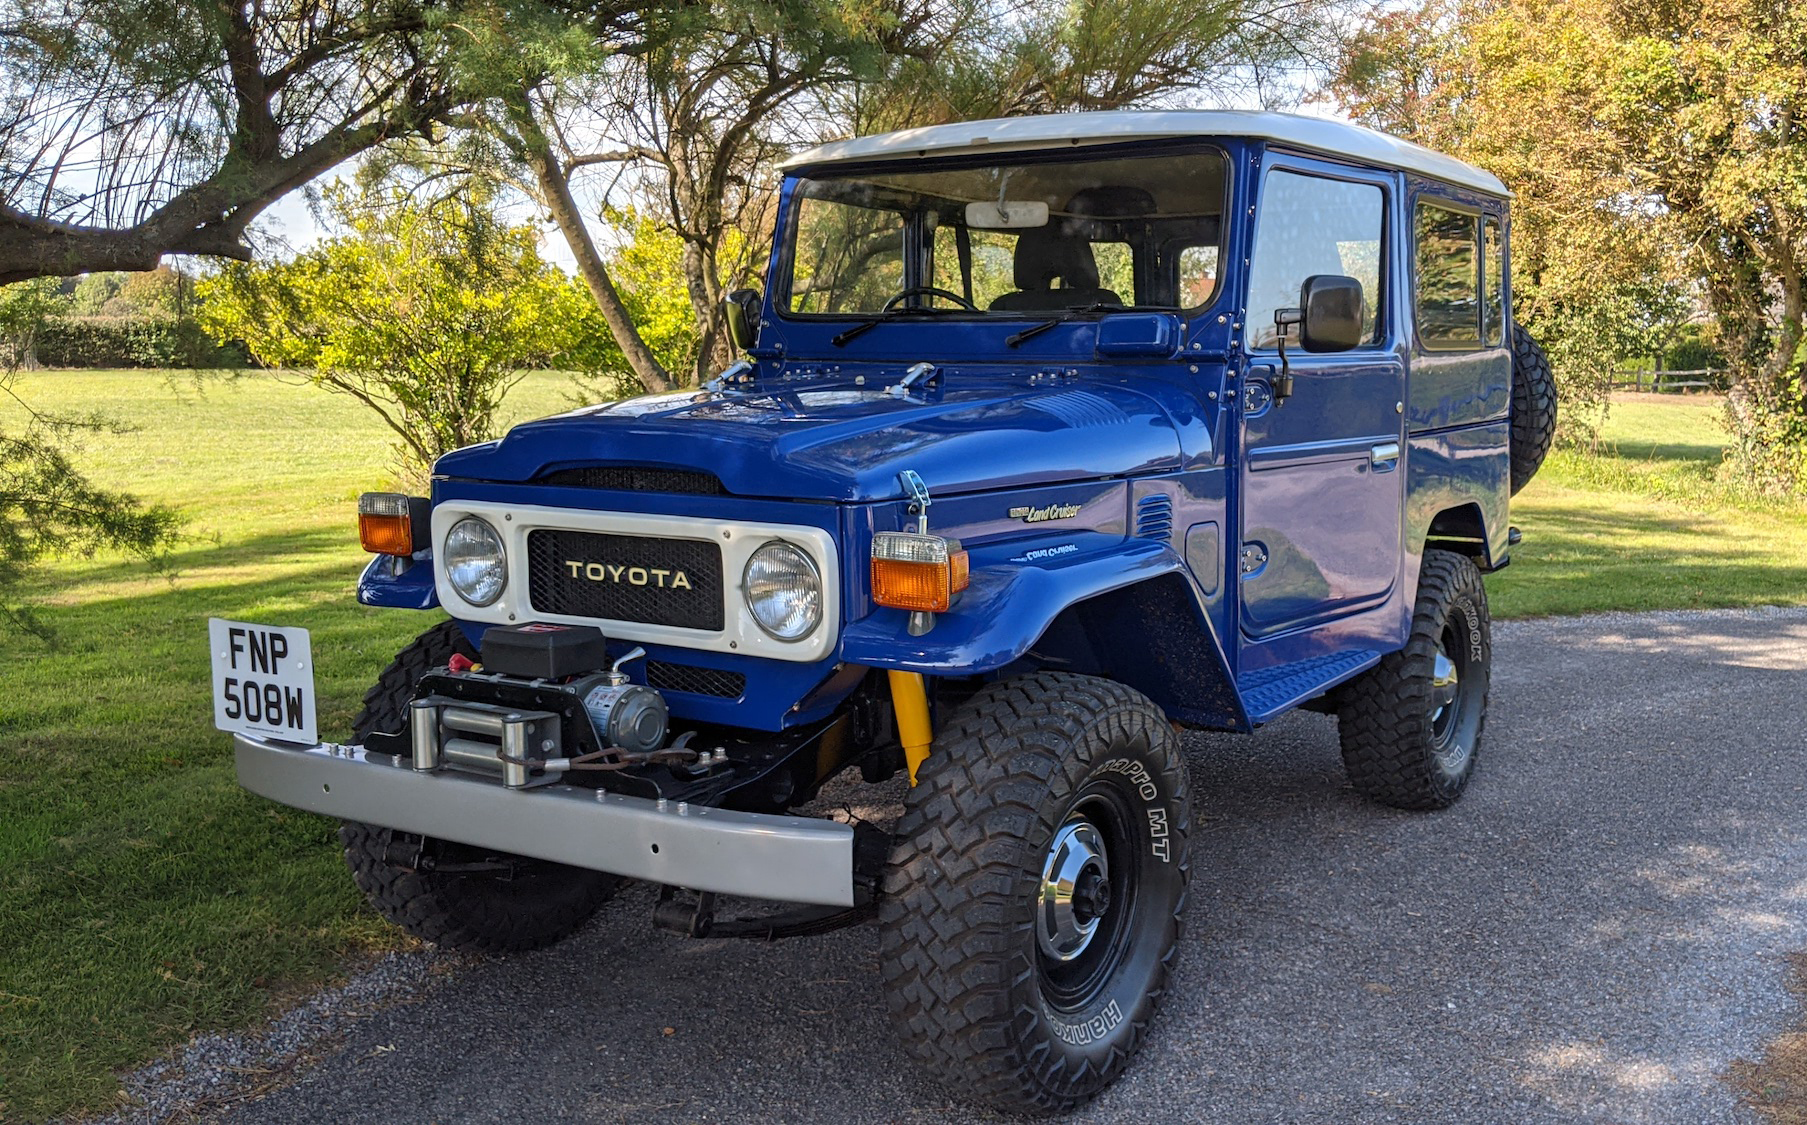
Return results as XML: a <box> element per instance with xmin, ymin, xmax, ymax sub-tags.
<box><xmin>35</xmin><ymin>316</ymin><xmax>249</xmax><ymax>369</ymax></box>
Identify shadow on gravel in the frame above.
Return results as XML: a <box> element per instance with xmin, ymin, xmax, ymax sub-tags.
<box><xmin>1729</xmin><ymin>953</ymin><xmax>1807</xmax><ymax>1123</ymax></box>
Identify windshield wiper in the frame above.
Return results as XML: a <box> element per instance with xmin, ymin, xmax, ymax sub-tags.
<box><xmin>1004</xmin><ymin>302</ymin><xmax>1179</xmax><ymax>348</ymax></box>
<box><xmin>831</xmin><ymin>308</ymin><xmax>957</xmax><ymax>347</ymax></box>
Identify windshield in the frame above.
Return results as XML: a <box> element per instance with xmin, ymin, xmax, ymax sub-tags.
<box><xmin>783</xmin><ymin>148</ymin><xmax>1227</xmax><ymax>318</ymax></box>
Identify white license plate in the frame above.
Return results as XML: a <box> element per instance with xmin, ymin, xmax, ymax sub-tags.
<box><xmin>209</xmin><ymin>619</ymin><xmax>317</xmax><ymax>744</ymax></box>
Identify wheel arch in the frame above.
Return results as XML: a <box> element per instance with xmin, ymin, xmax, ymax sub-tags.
<box><xmin>1424</xmin><ymin>501</ymin><xmax>1494</xmax><ymax>566</ymax></box>
<box><xmin>838</xmin><ymin>543</ymin><xmax>1246</xmax><ymax>730</ymax></box>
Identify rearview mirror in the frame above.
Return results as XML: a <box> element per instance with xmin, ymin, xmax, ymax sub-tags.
<box><xmin>723</xmin><ymin>288</ymin><xmax>761</xmax><ymax>351</ymax></box>
<box><xmin>1296</xmin><ymin>274</ymin><xmax>1364</xmax><ymax>352</ymax></box>
<box><xmin>964</xmin><ymin>200</ymin><xmax>1050</xmax><ymax>229</ymax></box>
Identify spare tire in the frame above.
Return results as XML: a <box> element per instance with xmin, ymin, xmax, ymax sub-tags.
<box><xmin>1509</xmin><ymin>323</ymin><xmax>1557</xmax><ymax>494</ymax></box>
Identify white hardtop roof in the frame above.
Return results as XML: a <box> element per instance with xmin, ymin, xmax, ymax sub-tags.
<box><xmin>781</xmin><ymin>110</ymin><xmax>1508</xmax><ymax>198</ymax></box>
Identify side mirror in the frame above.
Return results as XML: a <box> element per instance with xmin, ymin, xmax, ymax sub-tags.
<box><xmin>723</xmin><ymin>288</ymin><xmax>761</xmax><ymax>352</ymax></box>
<box><xmin>1270</xmin><ymin>275</ymin><xmax>1365</xmax><ymax>403</ymax></box>
<box><xmin>1296</xmin><ymin>274</ymin><xmax>1364</xmax><ymax>352</ymax></box>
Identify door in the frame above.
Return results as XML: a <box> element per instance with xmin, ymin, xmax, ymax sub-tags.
<box><xmin>1238</xmin><ymin>160</ymin><xmax>1404</xmax><ymax>639</ymax></box>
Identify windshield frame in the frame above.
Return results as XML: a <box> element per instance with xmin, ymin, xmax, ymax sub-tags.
<box><xmin>773</xmin><ymin>139</ymin><xmax>1234</xmax><ymax>326</ymax></box>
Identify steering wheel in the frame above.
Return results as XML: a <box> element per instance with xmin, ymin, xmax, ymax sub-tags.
<box><xmin>882</xmin><ymin>286</ymin><xmax>979</xmax><ymax>312</ymax></box>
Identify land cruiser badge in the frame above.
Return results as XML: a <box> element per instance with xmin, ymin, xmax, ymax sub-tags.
<box><xmin>1009</xmin><ymin>502</ymin><xmax>1082</xmax><ymax>523</ymax></box>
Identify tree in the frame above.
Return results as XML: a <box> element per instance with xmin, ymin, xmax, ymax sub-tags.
<box><xmin>427</xmin><ymin>0</ymin><xmax>1347</xmax><ymax>390</ymax></box>
<box><xmin>854</xmin><ymin>0</ymin><xmax>1345</xmax><ymax>130</ymax></box>
<box><xmin>0</xmin><ymin>0</ymin><xmax>668</xmax><ymax>284</ymax></box>
<box><xmin>0</xmin><ymin>278</ymin><xmax>63</xmax><ymax>369</ymax></box>
<box><xmin>1331</xmin><ymin>0</ymin><xmax>1807</xmax><ymax>485</ymax></box>
<box><xmin>199</xmin><ymin>181</ymin><xmax>600</xmax><ymax>473</ymax></box>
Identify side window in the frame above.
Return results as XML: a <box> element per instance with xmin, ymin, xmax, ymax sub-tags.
<box><xmin>1179</xmin><ymin>245</ymin><xmax>1219</xmax><ymax>307</ymax></box>
<box><xmin>1247</xmin><ymin>171</ymin><xmax>1384</xmax><ymax>349</ymax></box>
<box><xmin>1415</xmin><ymin>201</ymin><xmax>1481</xmax><ymax>349</ymax></box>
<box><xmin>1483</xmin><ymin>217</ymin><xmax>1504</xmax><ymax>346</ymax></box>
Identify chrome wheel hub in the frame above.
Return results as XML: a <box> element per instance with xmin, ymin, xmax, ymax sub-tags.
<box><xmin>1037</xmin><ymin>820</ymin><xmax>1111</xmax><ymax>962</ymax></box>
<box><xmin>1429</xmin><ymin>648</ymin><xmax>1460</xmax><ymax>722</ymax></box>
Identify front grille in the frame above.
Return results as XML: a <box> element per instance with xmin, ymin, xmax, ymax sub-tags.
<box><xmin>646</xmin><ymin>661</ymin><xmax>747</xmax><ymax>699</ymax></box>
<box><xmin>537</xmin><ymin>466</ymin><xmax>726</xmax><ymax>495</ymax></box>
<box><xmin>526</xmin><ymin>530</ymin><xmax>724</xmax><ymax>630</ymax></box>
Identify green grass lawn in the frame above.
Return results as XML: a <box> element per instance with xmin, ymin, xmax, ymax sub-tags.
<box><xmin>1</xmin><ymin>375</ymin><xmax>1802</xmax><ymax>1121</ymax></box>
<box><xmin>0</xmin><ymin>371</ymin><xmax>572</xmax><ymax>1122</ymax></box>
<box><xmin>1489</xmin><ymin>393</ymin><xmax>1807</xmax><ymax>616</ymax></box>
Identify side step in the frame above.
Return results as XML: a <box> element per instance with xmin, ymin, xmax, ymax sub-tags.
<box><xmin>1237</xmin><ymin>649</ymin><xmax>1381</xmax><ymax>724</ymax></box>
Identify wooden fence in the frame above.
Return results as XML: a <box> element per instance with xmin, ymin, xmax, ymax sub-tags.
<box><xmin>1609</xmin><ymin>368</ymin><xmax>1725</xmax><ymax>393</ymax></box>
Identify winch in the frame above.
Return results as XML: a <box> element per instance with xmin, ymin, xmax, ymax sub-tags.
<box><xmin>398</xmin><ymin>623</ymin><xmax>674</xmax><ymax>788</ymax></box>
<box><xmin>570</xmin><ymin>649</ymin><xmax>669</xmax><ymax>754</ymax></box>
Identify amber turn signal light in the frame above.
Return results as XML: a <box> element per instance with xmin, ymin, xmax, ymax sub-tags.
<box><xmin>871</xmin><ymin>531</ymin><xmax>969</xmax><ymax>613</ymax></box>
<box><xmin>358</xmin><ymin>492</ymin><xmax>429</xmax><ymax>556</ymax></box>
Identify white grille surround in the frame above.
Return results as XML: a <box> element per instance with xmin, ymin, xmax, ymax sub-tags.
<box><xmin>431</xmin><ymin>501</ymin><xmax>841</xmax><ymax>664</ymax></box>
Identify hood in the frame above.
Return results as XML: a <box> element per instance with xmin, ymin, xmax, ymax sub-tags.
<box><xmin>435</xmin><ymin>376</ymin><xmax>1184</xmax><ymax>502</ymax></box>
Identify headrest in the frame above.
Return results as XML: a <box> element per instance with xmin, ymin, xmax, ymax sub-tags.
<box><xmin>1012</xmin><ymin>224</ymin><xmax>1099</xmax><ymax>292</ymax></box>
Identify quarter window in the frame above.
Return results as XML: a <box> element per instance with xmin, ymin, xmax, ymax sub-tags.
<box><xmin>1414</xmin><ymin>201</ymin><xmax>1481</xmax><ymax>349</ymax></box>
<box><xmin>1483</xmin><ymin>217</ymin><xmax>1505</xmax><ymax>346</ymax></box>
<box><xmin>1247</xmin><ymin>171</ymin><xmax>1384</xmax><ymax>349</ymax></box>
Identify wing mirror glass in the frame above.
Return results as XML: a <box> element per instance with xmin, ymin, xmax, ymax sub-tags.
<box><xmin>1294</xmin><ymin>274</ymin><xmax>1365</xmax><ymax>353</ymax></box>
<box><xmin>724</xmin><ymin>288</ymin><xmax>761</xmax><ymax>351</ymax></box>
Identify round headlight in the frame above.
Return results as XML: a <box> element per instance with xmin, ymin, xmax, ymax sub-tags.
<box><xmin>443</xmin><ymin>517</ymin><xmax>507</xmax><ymax>607</ymax></box>
<box><xmin>743</xmin><ymin>541</ymin><xmax>822</xmax><ymax>641</ymax></box>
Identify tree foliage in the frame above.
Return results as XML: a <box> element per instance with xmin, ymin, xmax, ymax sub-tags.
<box><xmin>0</xmin><ymin>286</ymin><xmax>179</xmax><ymax>637</ymax></box>
<box><xmin>1332</xmin><ymin>0</ymin><xmax>1807</xmax><ymax>484</ymax></box>
<box><xmin>199</xmin><ymin>182</ymin><xmax>599</xmax><ymax>474</ymax></box>
<box><xmin>0</xmin><ymin>0</ymin><xmax>674</xmax><ymax>283</ymax></box>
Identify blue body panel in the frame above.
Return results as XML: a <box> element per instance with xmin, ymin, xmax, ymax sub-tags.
<box><xmin>358</xmin><ymin>554</ymin><xmax>439</xmax><ymax>610</ymax></box>
<box><xmin>361</xmin><ymin>134</ymin><xmax>1511</xmax><ymax>736</ymax></box>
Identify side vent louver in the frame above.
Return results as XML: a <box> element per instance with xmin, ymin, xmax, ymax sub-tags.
<box><xmin>1135</xmin><ymin>494</ymin><xmax>1174</xmax><ymax>540</ymax></box>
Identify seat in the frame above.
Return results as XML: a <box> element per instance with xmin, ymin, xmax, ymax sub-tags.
<box><xmin>988</xmin><ymin>224</ymin><xmax>1121</xmax><ymax>312</ymax></box>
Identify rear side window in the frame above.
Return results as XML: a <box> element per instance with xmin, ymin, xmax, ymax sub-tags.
<box><xmin>1483</xmin><ymin>217</ymin><xmax>1505</xmax><ymax>346</ymax></box>
<box><xmin>1414</xmin><ymin>201</ymin><xmax>1481</xmax><ymax>349</ymax></box>
<box><xmin>1246</xmin><ymin>170</ymin><xmax>1384</xmax><ymax>349</ymax></box>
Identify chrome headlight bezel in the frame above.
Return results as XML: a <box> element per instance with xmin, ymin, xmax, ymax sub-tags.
<box><xmin>742</xmin><ymin>540</ymin><xmax>823</xmax><ymax>641</ymax></box>
<box><xmin>443</xmin><ymin>516</ymin><xmax>507</xmax><ymax>607</ymax></box>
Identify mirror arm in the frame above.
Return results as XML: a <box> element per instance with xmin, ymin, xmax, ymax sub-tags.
<box><xmin>1272</xmin><ymin>308</ymin><xmax>1301</xmax><ymax>402</ymax></box>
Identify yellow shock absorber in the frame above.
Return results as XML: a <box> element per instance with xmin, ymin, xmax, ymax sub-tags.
<box><xmin>888</xmin><ymin>669</ymin><xmax>933</xmax><ymax>786</ymax></box>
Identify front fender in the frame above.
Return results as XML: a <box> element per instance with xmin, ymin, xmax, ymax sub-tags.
<box><xmin>357</xmin><ymin>553</ymin><xmax>439</xmax><ymax>610</ymax></box>
<box><xmin>837</xmin><ymin>538</ymin><xmax>1186</xmax><ymax>674</ymax></box>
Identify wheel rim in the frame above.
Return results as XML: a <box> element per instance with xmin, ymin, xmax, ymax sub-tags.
<box><xmin>1428</xmin><ymin>620</ymin><xmax>1478</xmax><ymax>777</ymax></box>
<box><xmin>1037</xmin><ymin>820</ymin><xmax>1111</xmax><ymax>962</ymax></box>
<box><xmin>1037</xmin><ymin>789</ymin><xmax>1138</xmax><ymax>1011</ymax></box>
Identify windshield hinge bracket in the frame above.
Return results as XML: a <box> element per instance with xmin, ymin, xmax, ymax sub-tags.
<box><xmin>886</xmin><ymin>361</ymin><xmax>937</xmax><ymax>398</ymax></box>
<box><xmin>704</xmin><ymin>359</ymin><xmax>754</xmax><ymax>393</ymax></box>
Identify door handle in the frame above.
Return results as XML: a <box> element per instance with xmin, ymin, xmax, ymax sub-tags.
<box><xmin>1370</xmin><ymin>442</ymin><xmax>1401</xmax><ymax>470</ymax></box>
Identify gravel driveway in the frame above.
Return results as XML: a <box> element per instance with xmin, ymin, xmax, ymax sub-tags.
<box><xmin>135</xmin><ymin>607</ymin><xmax>1807</xmax><ymax>1123</ymax></box>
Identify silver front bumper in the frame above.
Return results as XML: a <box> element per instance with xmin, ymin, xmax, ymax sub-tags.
<box><xmin>234</xmin><ymin>735</ymin><xmax>855</xmax><ymax>906</ymax></box>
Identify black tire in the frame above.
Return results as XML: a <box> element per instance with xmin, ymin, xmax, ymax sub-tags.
<box><xmin>340</xmin><ymin>621</ymin><xmax>620</xmax><ymax>954</ymax></box>
<box><xmin>879</xmin><ymin>672</ymin><xmax>1191</xmax><ymax>1115</ymax></box>
<box><xmin>1337</xmin><ymin>550</ymin><xmax>1491</xmax><ymax>811</ymax></box>
<box><xmin>1509</xmin><ymin>322</ymin><xmax>1557</xmax><ymax>494</ymax></box>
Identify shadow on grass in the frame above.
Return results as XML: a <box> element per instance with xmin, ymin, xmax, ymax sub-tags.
<box><xmin>1603</xmin><ymin>438</ymin><xmax>1729</xmax><ymax>465</ymax></box>
<box><xmin>34</xmin><ymin>524</ymin><xmax>356</xmax><ymax>600</ymax></box>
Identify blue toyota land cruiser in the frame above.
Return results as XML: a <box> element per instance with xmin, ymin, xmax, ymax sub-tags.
<box><xmin>227</xmin><ymin>110</ymin><xmax>1555</xmax><ymax>1113</ymax></box>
